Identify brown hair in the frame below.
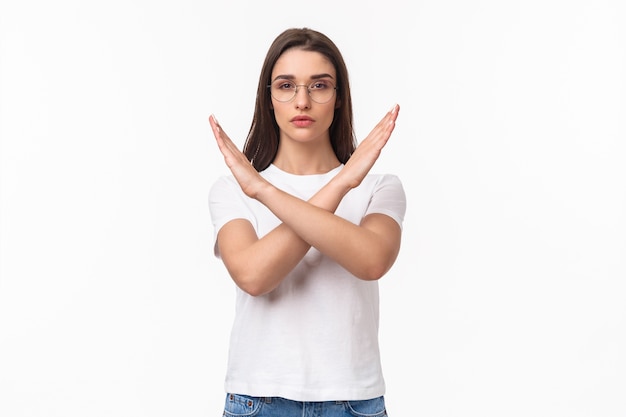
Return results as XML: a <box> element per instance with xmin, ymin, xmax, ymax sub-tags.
<box><xmin>243</xmin><ymin>27</ymin><xmax>356</xmax><ymax>171</ymax></box>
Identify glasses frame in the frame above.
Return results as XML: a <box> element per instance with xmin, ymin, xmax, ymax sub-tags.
<box><xmin>267</xmin><ymin>79</ymin><xmax>337</xmax><ymax>104</ymax></box>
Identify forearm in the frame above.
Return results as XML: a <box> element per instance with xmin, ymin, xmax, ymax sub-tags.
<box><xmin>255</xmin><ymin>176</ymin><xmax>400</xmax><ymax>280</ymax></box>
<box><xmin>219</xmin><ymin>176</ymin><xmax>353</xmax><ymax>295</ymax></box>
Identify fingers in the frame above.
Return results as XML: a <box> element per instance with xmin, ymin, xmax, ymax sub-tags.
<box><xmin>209</xmin><ymin>114</ymin><xmax>223</xmax><ymax>140</ymax></box>
<box><xmin>386</xmin><ymin>104</ymin><xmax>400</xmax><ymax>128</ymax></box>
<box><xmin>372</xmin><ymin>104</ymin><xmax>399</xmax><ymax>136</ymax></box>
<box><xmin>371</xmin><ymin>104</ymin><xmax>400</xmax><ymax>144</ymax></box>
<box><xmin>209</xmin><ymin>114</ymin><xmax>237</xmax><ymax>150</ymax></box>
<box><xmin>390</xmin><ymin>103</ymin><xmax>400</xmax><ymax>119</ymax></box>
<box><xmin>209</xmin><ymin>114</ymin><xmax>251</xmax><ymax>172</ymax></box>
<box><xmin>209</xmin><ymin>114</ymin><xmax>236</xmax><ymax>160</ymax></box>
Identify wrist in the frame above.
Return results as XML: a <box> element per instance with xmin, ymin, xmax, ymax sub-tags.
<box><xmin>254</xmin><ymin>179</ymin><xmax>278</xmax><ymax>203</ymax></box>
<box><xmin>331</xmin><ymin>168</ymin><xmax>359</xmax><ymax>193</ymax></box>
<box><xmin>326</xmin><ymin>173</ymin><xmax>353</xmax><ymax>197</ymax></box>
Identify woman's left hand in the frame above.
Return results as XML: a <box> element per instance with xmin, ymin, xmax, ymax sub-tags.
<box><xmin>336</xmin><ymin>104</ymin><xmax>400</xmax><ymax>190</ymax></box>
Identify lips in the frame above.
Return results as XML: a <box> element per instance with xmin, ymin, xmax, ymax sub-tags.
<box><xmin>291</xmin><ymin>116</ymin><xmax>314</xmax><ymax>127</ymax></box>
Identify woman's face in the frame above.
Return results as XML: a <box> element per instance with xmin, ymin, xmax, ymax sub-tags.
<box><xmin>269</xmin><ymin>48</ymin><xmax>338</xmax><ymax>146</ymax></box>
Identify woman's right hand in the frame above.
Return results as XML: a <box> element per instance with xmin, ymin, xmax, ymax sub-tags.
<box><xmin>209</xmin><ymin>114</ymin><xmax>270</xmax><ymax>199</ymax></box>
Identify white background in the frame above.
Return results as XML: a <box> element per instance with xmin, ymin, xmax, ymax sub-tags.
<box><xmin>1</xmin><ymin>1</ymin><xmax>625</xmax><ymax>416</ymax></box>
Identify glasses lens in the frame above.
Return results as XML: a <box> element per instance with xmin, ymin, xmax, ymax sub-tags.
<box><xmin>308</xmin><ymin>80</ymin><xmax>335</xmax><ymax>103</ymax></box>
<box><xmin>271</xmin><ymin>80</ymin><xmax>297</xmax><ymax>102</ymax></box>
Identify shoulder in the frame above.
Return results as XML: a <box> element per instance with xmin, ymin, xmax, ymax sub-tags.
<box><xmin>361</xmin><ymin>173</ymin><xmax>405</xmax><ymax>192</ymax></box>
<box><xmin>209</xmin><ymin>175</ymin><xmax>243</xmax><ymax>202</ymax></box>
<box><xmin>358</xmin><ymin>173</ymin><xmax>407</xmax><ymax>225</ymax></box>
<box><xmin>210</xmin><ymin>174</ymin><xmax>237</xmax><ymax>188</ymax></box>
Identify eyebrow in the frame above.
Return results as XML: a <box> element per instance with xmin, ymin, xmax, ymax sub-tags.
<box><xmin>271</xmin><ymin>73</ymin><xmax>336</xmax><ymax>82</ymax></box>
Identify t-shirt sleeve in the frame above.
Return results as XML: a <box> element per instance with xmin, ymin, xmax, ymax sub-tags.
<box><xmin>208</xmin><ymin>176</ymin><xmax>256</xmax><ymax>258</ymax></box>
<box><xmin>364</xmin><ymin>174</ymin><xmax>407</xmax><ymax>229</ymax></box>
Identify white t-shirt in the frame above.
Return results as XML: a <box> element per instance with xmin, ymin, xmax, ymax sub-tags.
<box><xmin>209</xmin><ymin>164</ymin><xmax>406</xmax><ymax>402</ymax></box>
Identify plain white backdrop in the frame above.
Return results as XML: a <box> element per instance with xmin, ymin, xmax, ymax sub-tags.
<box><xmin>1</xmin><ymin>1</ymin><xmax>625</xmax><ymax>416</ymax></box>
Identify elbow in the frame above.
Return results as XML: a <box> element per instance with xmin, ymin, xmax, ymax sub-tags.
<box><xmin>354</xmin><ymin>250</ymin><xmax>398</xmax><ymax>281</ymax></box>
<box><xmin>232</xmin><ymin>272</ymin><xmax>275</xmax><ymax>297</ymax></box>
<box><xmin>233</xmin><ymin>276</ymin><xmax>263</xmax><ymax>296</ymax></box>
<box><xmin>223</xmin><ymin>262</ymin><xmax>270</xmax><ymax>296</ymax></box>
<box><xmin>239</xmin><ymin>283</ymin><xmax>268</xmax><ymax>297</ymax></box>
<box><xmin>355</xmin><ymin>260</ymin><xmax>392</xmax><ymax>281</ymax></box>
<box><xmin>359</xmin><ymin>266</ymin><xmax>388</xmax><ymax>281</ymax></box>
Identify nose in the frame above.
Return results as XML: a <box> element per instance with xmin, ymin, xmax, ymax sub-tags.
<box><xmin>294</xmin><ymin>85</ymin><xmax>311</xmax><ymax>109</ymax></box>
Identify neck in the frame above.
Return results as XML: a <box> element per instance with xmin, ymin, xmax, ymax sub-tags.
<box><xmin>273</xmin><ymin>141</ymin><xmax>341</xmax><ymax>175</ymax></box>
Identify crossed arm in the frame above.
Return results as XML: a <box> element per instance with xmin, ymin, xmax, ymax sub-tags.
<box><xmin>209</xmin><ymin>105</ymin><xmax>401</xmax><ymax>296</ymax></box>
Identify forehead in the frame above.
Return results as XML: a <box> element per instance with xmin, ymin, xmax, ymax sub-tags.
<box><xmin>271</xmin><ymin>48</ymin><xmax>336</xmax><ymax>80</ymax></box>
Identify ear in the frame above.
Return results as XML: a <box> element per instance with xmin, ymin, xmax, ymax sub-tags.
<box><xmin>335</xmin><ymin>98</ymin><xmax>341</xmax><ymax>109</ymax></box>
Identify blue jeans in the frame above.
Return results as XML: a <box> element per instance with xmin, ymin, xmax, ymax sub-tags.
<box><xmin>223</xmin><ymin>393</ymin><xmax>388</xmax><ymax>417</ymax></box>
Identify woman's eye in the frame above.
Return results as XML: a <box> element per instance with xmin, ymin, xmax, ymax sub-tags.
<box><xmin>311</xmin><ymin>80</ymin><xmax>333</xmax><ymax>90</ymax></box>
<box><xmin>278</xmin><ymin>82</ymin><xmax>295</xmax><ymax>90</ymax></box>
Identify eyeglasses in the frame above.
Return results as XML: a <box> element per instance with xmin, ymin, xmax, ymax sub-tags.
<box><xmin>268</xmin><ymin>79</ymin><xmax>337</xmax><ymax>104</ymax></box>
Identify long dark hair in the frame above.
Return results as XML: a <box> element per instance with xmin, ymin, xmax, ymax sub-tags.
<box><xmin>243</xmin><ymin>27</ymin><xmax>356</xmax><ymax>171</ymax></box>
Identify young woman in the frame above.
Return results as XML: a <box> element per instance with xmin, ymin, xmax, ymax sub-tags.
<box><xmin>209</xmin><ymin>27</ymin><xmax>406</xmax><ymax>417</ymax></box>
